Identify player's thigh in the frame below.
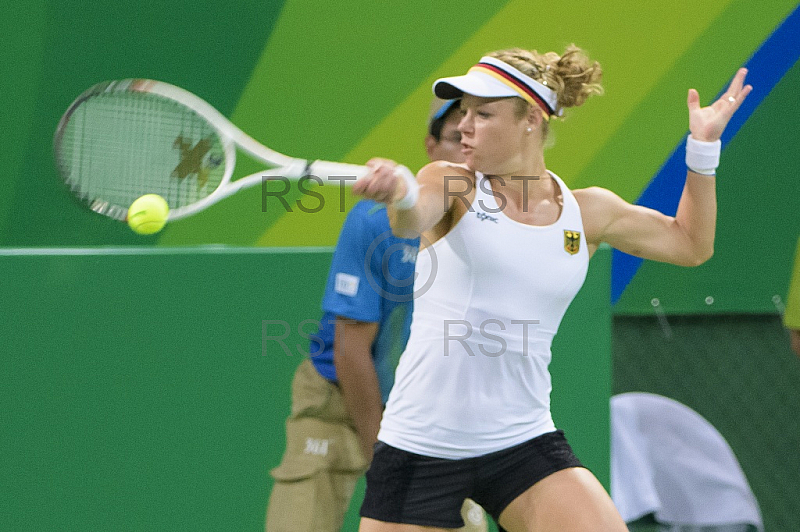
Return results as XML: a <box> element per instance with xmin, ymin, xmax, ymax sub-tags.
<box><xmin>497</xmin><ymin>467</ymin><xmax>627</xmax><ymax>532</ymax></box>
<box><xmin>267</xmin><ymin>468</ymin><xmax>362</xmax><ymax>532</ymax></box>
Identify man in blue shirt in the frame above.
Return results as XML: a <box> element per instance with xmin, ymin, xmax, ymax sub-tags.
<box><xmin>265</xmin><ymin>99</ymin><xmax>485</xmax><ymax>531</ymax></box>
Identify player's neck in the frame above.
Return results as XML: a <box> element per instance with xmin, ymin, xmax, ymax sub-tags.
<box><xmin>486</xmin><ymin>155</ymin><xmax>548</xmax><ymax>197</ymax></box>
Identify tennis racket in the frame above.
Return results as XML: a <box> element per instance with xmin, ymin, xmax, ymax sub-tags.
<box><xmin>54</xmin><ymin>79</ymin><xmax>368</xmax><ymax>222</ymax></box>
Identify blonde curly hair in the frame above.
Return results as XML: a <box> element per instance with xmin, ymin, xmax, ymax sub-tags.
<box><xmin>487</xmin><ymin>44</ymin><xmax>603</xmax><ymax>119</ymax></box>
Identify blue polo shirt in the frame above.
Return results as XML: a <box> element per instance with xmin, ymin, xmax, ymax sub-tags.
<box><xmin>309</xmin><ymin>200</ymin><xmax>419</xmax><ymax>403</ymax></box>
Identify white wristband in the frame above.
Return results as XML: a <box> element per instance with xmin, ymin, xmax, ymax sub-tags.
<box><xmin>685</xmin><ymin>135</ymin><xmax>721</xmax><ymax>176</ymax></box>
<box><xmin>391</xmin><ymin>165</ymin><xmax>419</xmax><ymax>210</ymax></box>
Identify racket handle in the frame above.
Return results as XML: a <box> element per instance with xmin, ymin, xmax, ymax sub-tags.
<box><xmin>308</xmin><ymin>160</ymin><xmax>369</xmax><ymax>184</ymax></box>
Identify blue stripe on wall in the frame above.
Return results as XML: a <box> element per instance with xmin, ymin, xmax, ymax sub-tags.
<box><xmin>611</xmin><ymin>4</ymin><xmax>800</xmax><ymax>303</ymax></box>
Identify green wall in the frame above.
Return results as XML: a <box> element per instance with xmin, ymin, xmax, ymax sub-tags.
<box><xmin>2</xmin><ymin>1</ymin><xmax>798</xmax><ymax>308</ymax></box>
<box><xmin>0</xmin><ymin>246</ymin><xmax>611</xmax><ymax>531</ymax></box>
<box><xmin>1</xmin><ymin>247</ymin><xmax>329</xmax><ymax>530</ymax></box>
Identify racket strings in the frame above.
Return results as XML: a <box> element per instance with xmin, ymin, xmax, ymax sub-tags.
<box><xmin>56</xmin><ymin>89</ymin><xmax>227</xmax><ymax>218</ymax></box>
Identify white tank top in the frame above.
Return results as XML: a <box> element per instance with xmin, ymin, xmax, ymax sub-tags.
<box><xmin>378</xmin><ymin>171</ymin><xmax>589</xmax><ymax>458</ymax></box>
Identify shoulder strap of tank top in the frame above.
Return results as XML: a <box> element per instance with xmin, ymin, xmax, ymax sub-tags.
<box><xmin>547</xmin><ymin>170</ymin><xmax>577</xmax><ymax>211</ymax></box>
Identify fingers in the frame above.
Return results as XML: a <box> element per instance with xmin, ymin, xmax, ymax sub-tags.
<box><xmin>687</xmin><ymin>88</ymin><xmax>700</xmax><ymax>111</ymax></box>
<box><xmin>366</xmin><ymin>157</ymin><xmax>397</xmax><ymax>169</ymax></box>
<box><xmin>728</xmin><ymin>67</ymin><xmax>749</xmax><ymax>94</ymax></box>
<box><xmin>720</xmin><ymin>68</ymin><xmax>752</xmax><ymax>109</ymax></box>
<box><xmin>687</xmin><ymin>67</ymin><xmax>753</xmax><ymax>141</ymax></box>
<box><xmin>689</xmin><ymin>68</ymin><xmax>752</xmax><ymax>111</ymax></box>
<box><xmin>728</xmin><ymin>83</ymin><xmax>753</xmax><ymax>110</ymax></box>
<box><xmin>352</xmin><ymin>160</ymin><xmax>405</xmax><ymax>203</ymax></box>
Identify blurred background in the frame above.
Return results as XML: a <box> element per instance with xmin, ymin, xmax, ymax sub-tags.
<box><xmin>2</xmin><ymin>1</ymin><xmax>798</xmax><ymax>530</ymax></box>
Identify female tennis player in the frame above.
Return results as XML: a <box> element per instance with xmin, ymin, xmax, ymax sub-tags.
<box><xmin>351</xmin><ymin>45</ymin><xmax>751</xmax><ymax>532</ymax></box>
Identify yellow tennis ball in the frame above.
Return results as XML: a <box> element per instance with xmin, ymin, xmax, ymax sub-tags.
<box><xmin>127</xmin><ymin>194</ymin><xmax>169</xmax><ymax>235</ymax></box>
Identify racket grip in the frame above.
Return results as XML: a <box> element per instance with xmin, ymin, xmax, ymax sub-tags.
<box><xmin>308</xmin><ymin>160</ymin><xmax>369</xmax><ymax>184</ymax></box>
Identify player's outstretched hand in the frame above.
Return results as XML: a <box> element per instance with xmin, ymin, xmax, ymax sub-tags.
<box><xmin>688</xmin><ymin>67</ymin><xmax>752</xmax><ymax>142</ymax></box>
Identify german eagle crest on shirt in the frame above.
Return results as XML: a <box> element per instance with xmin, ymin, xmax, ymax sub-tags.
<box><xmin>564</xmin><ymin>230</ymin><xmax>581</xmax><ymax>255</ymax></box>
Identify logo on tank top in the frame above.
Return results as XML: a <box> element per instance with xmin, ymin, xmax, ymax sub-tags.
<box><xmin>564</xmin><ymin>230</ymin><xmax>581</xmax><ymax>255</ymax></box>
<box><xmin>476</xmin><ymin>212</ymin><xmax>498</xmax><ymax>223</ymax></box>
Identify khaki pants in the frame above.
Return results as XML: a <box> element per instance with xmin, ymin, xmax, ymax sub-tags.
<box><xmin>265</xmin><ymin>360</ymin><xmax>488</xmax><ymax>531</ymax></box>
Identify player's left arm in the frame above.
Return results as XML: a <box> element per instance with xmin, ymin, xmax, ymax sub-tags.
<box><xmin>576</xmin><ymin>183</ymin><xmax>716</xmax><ymax>266</ymax></box>
<box><xmin>576</xmin><ymin>68</ymin><xmax>752</xmax><ymax>266</ymax></box>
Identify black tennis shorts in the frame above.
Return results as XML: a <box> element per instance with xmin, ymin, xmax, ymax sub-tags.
<box><xmin>360</xmin><ymin>429</ymin><xmax>585</xmax><ymax>528</ymax></box>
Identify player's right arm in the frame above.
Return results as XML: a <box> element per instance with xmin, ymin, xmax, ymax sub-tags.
<box><xmin>353</xmin><ymin>159</ymin><xmax>472</xmax><ymax>239</ymax></box>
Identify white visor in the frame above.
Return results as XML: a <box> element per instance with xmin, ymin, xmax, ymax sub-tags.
<box><xmin>432</xmin><ymin>56</ymin><xmax>561</xmax><ymax>118</ymax></box>
<box><xmin>433</xmin><ymin>71</ymin><xmax>520</xmax><ymax>101</ymax></box>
